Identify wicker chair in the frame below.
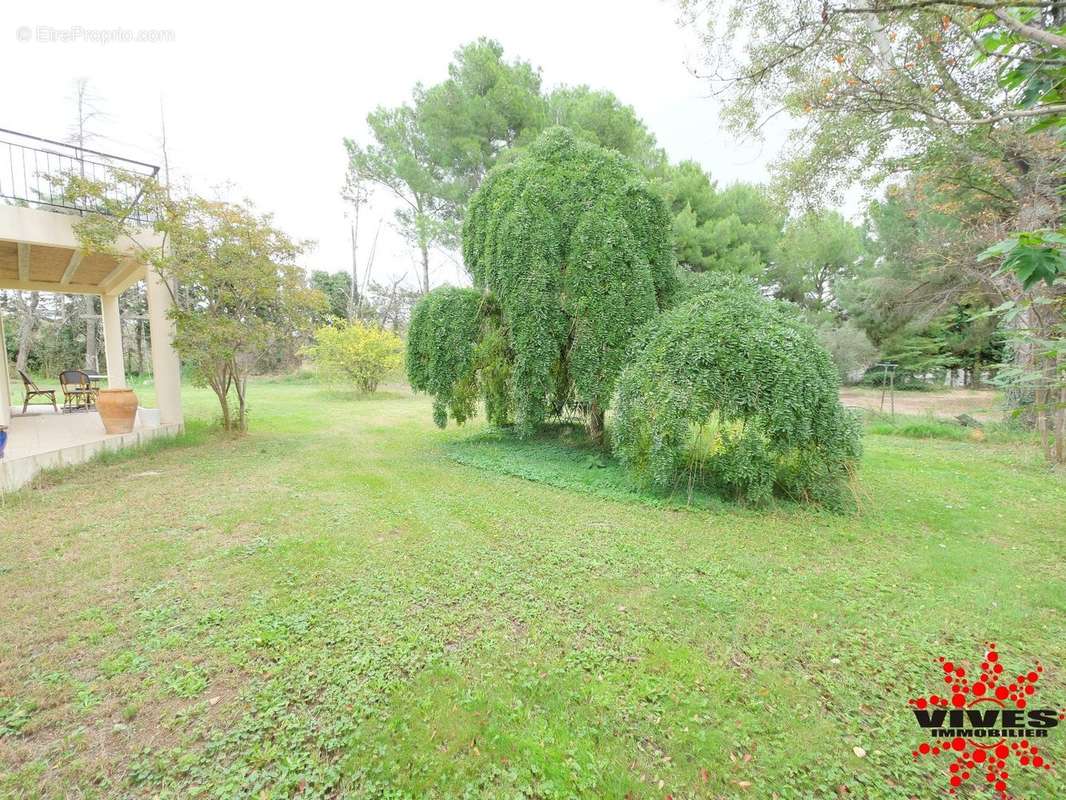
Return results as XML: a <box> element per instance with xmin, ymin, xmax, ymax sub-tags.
<box><xmin>59</xmin><ymin>369</ymin><xmax>97</xmax><ymax>411</ymax></box>
<box><xmin>17</xmin><ymin>369</ymin><xmax>58</xmax><ymax>413</ymax></box>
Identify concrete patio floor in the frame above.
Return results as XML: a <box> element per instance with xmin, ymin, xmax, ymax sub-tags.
<box><xmin>1</xmin><ymin>407</ymin><xmax>181</xmax><ymax>491</ymax></box>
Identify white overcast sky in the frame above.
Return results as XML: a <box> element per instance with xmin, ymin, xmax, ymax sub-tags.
<box><xmin>1</xmin><ymin>0</ymin><xmax>797</xmax><ymax>288</ymax></box>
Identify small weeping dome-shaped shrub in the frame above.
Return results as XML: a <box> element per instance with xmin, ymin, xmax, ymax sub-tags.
<box><xmin>407</xmin><ymin>287</ymin><xmax>486</xmax><ymax>428</ymax></box>
<box><xmin>612</xmin><ymin>274</ymin><xmax>861</xmax><ymax>508</ymax></box>
<box><xmin>407</xmin><ymin>285</ymin><xmax>513</xmax><ymax>430</ymax></box>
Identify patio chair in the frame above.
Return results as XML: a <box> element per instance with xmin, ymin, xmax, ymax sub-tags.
<box><xmin>17</xmin><ymin>369</ymin><xmax>58</xmax><ymax>414</ymax></box>
<box><xmin>59</xmin><ymin>369</ymin><xmax>97</xmax><ymax>412</ymax></box>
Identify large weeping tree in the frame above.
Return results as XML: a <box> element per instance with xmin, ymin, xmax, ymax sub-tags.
<box><xmin>408</xmin><ymin>127</ymin><xmax>675</xmax><ymax>441</ymax></box>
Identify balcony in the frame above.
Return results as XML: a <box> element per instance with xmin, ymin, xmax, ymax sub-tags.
<box><xmin>0</xmin><ymin>127</ymin><xmax>159</xmax><ymax>223</ymax></box>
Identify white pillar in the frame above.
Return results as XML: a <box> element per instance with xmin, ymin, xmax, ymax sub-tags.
<box><xmin>145</xmin><ymin>267</ymin><xmax>183</xmax><ymax>426</ymax></box>
<box><xmin>0</xmin><ymin>309</ymin><xmax>11</xmax><ymax>427</ymax></box>
<box><xmin>101</xmin><ymin>293</ymin><xmax>127</xmax><ymax>389</ymax></box>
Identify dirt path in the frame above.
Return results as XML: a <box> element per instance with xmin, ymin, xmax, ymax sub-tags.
<box><xmin>839</xmin><ymin>387</ymin><xmax>1002</xmax><ymax>421</ymax></box>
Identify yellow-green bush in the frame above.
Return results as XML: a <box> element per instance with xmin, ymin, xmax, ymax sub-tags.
<box><xmin>307</xmin><ymin>322</ymin><xmax>403</xmax><ymax>393</ymax></box>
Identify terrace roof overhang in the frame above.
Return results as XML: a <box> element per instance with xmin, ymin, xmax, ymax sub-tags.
<box><xmin>0</xmin><ymin>203</ymin><xmax>161</xmax><ymax>297</ymax></box>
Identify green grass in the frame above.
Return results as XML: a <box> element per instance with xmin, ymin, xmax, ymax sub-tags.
<box><xmin>0</xmin><ymin>380</ymin><xmax>1064</xmax><ymax>799</ymax></box>
<box><xmin>445</xmin><ymin>424</ymin><xmax>735</xmax><ymax>511</ymax></box>
<box><xmin>863</xmin><ymin>412</ymin><xmax>1036</xmax><ymax>444</ymax></box>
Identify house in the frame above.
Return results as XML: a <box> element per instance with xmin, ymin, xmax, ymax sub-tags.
<box><xmin>0</xmin><ymin>128</ymin><xmax>183</xmax><ymax>491</ymax></box>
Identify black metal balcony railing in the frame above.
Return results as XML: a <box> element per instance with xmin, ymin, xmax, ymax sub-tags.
<box><xmin>0</xmin><ymin>127</ymin><xmax>160</xmax><ymax>224</ymax></box>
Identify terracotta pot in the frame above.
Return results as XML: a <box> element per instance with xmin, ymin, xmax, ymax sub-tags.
<box><xmin>97</xmin><ymin>388</ymin><xmax>139</xmax><ymax>434</ymax></box>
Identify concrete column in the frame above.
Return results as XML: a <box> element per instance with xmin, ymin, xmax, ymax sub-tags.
<box><xmin>101</xmin><ymin>293</ymin><xmax>127</xmax><ymax>389</ymax></box>
<box><xmin>0</xmin><ymin>309</ymin><xmax>11</xmax><ymax>427</ymax></box>
<box><xmin>145</xmin><ymin>267</ymin><xmax>183</xmax><ymax>426</ymax></box>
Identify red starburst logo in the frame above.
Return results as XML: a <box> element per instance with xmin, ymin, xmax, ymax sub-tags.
<box><xmin>908</xmin><ymin>642</ymin><xmax>1064</xmax><ymax>797</ymax></box>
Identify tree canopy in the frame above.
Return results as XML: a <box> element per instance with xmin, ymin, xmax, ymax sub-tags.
<box><xmin>547</xmin><ymin>85</ymin><xmax>666</xmax><ymax>170</ymax></box>
<box><xmin>345</xmin><ymin>39</ymin><xmax>777</xmax><ymax>296</ymax></box>
<box><xmin>770</xmin><ymin>211</ymin><xmax>865</xmax><ymax>312</ymax></box>
<box><xmin>408</xmin><ymin>127</ymin><xmax>675</xmax><ymax>439</ymax></box>
<box><xmin>657</xmin><ymin>161</ymin><xmax>784</xmax><ymax>276</ymax></box>
<box><xmin>463</xmin><ymin>127</ymin><xmax>675</xmax><ymax>437</ymax></box>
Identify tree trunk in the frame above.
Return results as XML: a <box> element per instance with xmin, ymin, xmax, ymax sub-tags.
<box><xmin>1055</xmin><ymin>384</ymin><xmax>1065</xmax><ymax>465</ymax></box>
<box><xmin>349</xmin><ymin>218</ymin><xmax>360</xmax><ymax>322</ymax></box>
<box><xmin>15</xmin><ymin>292</ymin><xmax>40</xmax><ymax>373</ymax></box>
<box><xmin>588</xmin><ymin>402</ymin><xmax>605</xmax><ymax>445</ymax></box>
<box><xmin>84</xmin><ymin>295</ymin><xmax>98</xmax><ymax>372</ymax></box>
<box><xmin>136</xmin><ymin>320</ymin><xmax>144</xmax><ymax>374</ymax></box>
<box><xmin>235</xmin><ymin>373</ymin><xmax>248</xmax><ymax>432</ymax></box>
<box><xmin>212</xmin><ymin>381</ymin><xmax>231</xmax><ymax>431</ymax></box>
<box><xmin>209</xmin><ymin>365</ymin><xmax>233</xmax><ymax>431</ymax></box>
<box><xmin>419</xmin><ymin>242</ymin><xmax>430</xmax><ymax>296</ymax></box>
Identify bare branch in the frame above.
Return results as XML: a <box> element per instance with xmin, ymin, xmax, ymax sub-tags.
<box><xmin>992</xmin><ymin>7</ymin><xmax>1066</xmax><ymax>49</ymax></box>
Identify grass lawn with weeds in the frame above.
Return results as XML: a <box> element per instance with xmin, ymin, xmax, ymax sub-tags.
<box><xmin>0</xmin><ymin>380</ymin><xmax>1064</xmax><ymax>798</ymax></box>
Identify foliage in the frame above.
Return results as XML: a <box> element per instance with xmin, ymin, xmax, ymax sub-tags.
<box><xmin>668</xmin><ymin>266</ymin><xmax>737</xmax><ymax>306</ymax></box>
<box><xmin>345</xmin><ymin>39</ymin><xmax>546</xmax><ymax>293</ymax></box>
<box><xmin>875</xmin><ymin>330</ymin><xmax>953</xmax><ymax>384</ymax></box>
<box><xmin>612</xmin><ymin>276</ymin><xmax>861</xmax><ymax>506</ymax></box>
<box><xmin>307</xmin><ymin>322</ymin><xmax>404</xmax><ymax>393</ymax></box>
<box><xmin>656</xmin><ymin>161</ymin><xmax>783</xmax><ymax>275</ymax></box>
<box><xmin>838</xmin><ymin>179</ymin><xmax>1012</xmax><ymax>386</ymax></box>
<box><xmin>415</xmin><ymin>38</ymin><xmax>548</xmax><ymax>228</ymax></box>
<box><xmin>461</xmin><ymin>127</ymin><xmax>675</xmax><ymax>437</ymax></box>
<box><xmin>344</xmin><ymin>104</ymin><xmax>448</xmax><ymax>294</ymax></box>
<box><xmin>680</xmin><ymin>0</ymin><xmax>1065</xmax><ymax>200</ymax></box>
<box><xmin>681</xmin><ymin>0</ymin><xmax>1065</xmax><ymax>467</ymax></box>
<box><xmin>970</xmin><ymin>6</ymin><xmax>1066</xmax><ymax>129</ymax></box>
<box><xmin>816</xmin><ymin>320</ymin><xmax>879</xmax><ymax>383</ymax></box>
<box><xmin>863</xmin><ymin>412</ymin><xmax>1035</xmax><ymax>444</ymax></box>
<box><xmin>309</xmin><ymin>270</ymin><xmax>352</xmax><ymax>320</ymax></box>
<box><xmin>60</xmin><ymin>174</ymin><xmax>325</xmax><ymax>432</ymax></box>
<box><xmin>161</xmin><ymin>197</ymin><xmax>325</xmax><ymax>431</ymax></box>
<box><xmin>344</xmin><ymin>39</ymin><xmax>720</xmax><ymax>295</ymax></box>
<box><xmin>547</xmin><ymin>85</ymin><xmax>666</xmax><ymax>169</ymax></box>
<box><xmin>406</xmin><ymin>286</ymin><xmax>487</xmax><ymax>427</ymax></box>
<box><xmin>980</xmin><ymin>230</ymin><xmax>1066</xmax><ymax>289</ymax></box>
<box><xmin>981</xmin><ymin>292</ymin><xmax>1066</xmax><ymax>462</ymax></box>
<box><xmin>771</xmin><ymin>211</ymin><xmax>865</xmax><ymax>311</ymax></box>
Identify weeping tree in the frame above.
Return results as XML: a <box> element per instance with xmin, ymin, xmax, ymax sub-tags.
<box><xmin>408</xmin><ymin>127</ymin><xmax>675</xmax><ymax>440</ymax></box>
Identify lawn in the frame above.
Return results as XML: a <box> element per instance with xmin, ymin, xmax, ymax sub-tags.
<box><xmin>0</xmin><ymin>380</ymin><xmax>1064</xmax><ymax>799</ymax></box>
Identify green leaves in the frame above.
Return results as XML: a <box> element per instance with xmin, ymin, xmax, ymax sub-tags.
<box><xmin>978</xmin><ymin>230</ymin><xmax>1066</xmax><ymax>290</ymax></box>
<box><xmin>612</xmin><ymin>275</ymin><xmax>860</xmax><ymax>508</ymax></box>
<box><xmin>307</xmin><ymin>322</ymin><xmax>404</xmax><ymax>393</ymax></box>
<box><xmin>407</xmin><ymin>287</ymin><xmax>487</xmax><ymax>427</ymax></box>
<box><xmin>656</xmin><ymin>161</ymin><xmax>784</xmax><ymax>275</ymax></box>
<box><xmin>460</xmin><ymin>127</ymin><xmax>675</xmax><ymax>437</ymax></box>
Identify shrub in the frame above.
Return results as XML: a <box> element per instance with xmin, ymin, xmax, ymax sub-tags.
<box><xmin>308</xmin><ymin>321</ymin><xmax>403</xmax><ymax>393</ymax></box>
<box><xmin>667</xmin><ymin>268</ymin><xmax>762</xmax><ymax>308</ymax></box>
<box><xmin>816</xmin><ymin>320</ymin><xmax>879</xmax><ymax>384</ymax></box>
<box><xmin>612</xmin><ymin>278</ymin><xmax>861</xmax><ymax>507</ymax></box>
<box><xmin>406</xmin><ymin>287</ymin><xmax>488</xmax><ymax>427</ymax></box>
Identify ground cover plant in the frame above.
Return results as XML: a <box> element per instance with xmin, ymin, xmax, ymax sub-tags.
<box><xmin>0</xmin><ymin>379</ymin><xmax>1063</xmax><ymax>799</ymax></box>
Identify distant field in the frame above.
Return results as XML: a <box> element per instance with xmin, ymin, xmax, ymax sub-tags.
<box><xmin>0</xmin><ymin>380</ymin><xmax>1063</xmax><ymax>799</ymax></box>
<box><xmin>840</xmin><ymin>386</ymin><xmax>1003</xmax><ymax>421</ymax></box>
